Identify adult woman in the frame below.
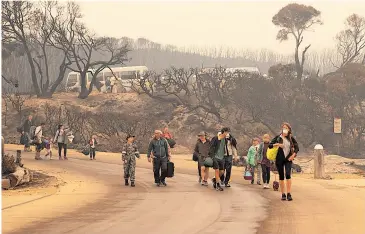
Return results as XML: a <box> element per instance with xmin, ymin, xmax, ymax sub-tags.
<box><xmin>194</xmin><ymin>131</ymin><xmax>211</xmax><ymax>186</ymax></box>
<box><xmin>54</xmin><ymin>125</ymin><xmax>68</xmax><ymax>160</ymax></box>
<box><xmin>268</xmin><ymin>122</ymin><xmax>299</xmax><ymax>201</ymax></box>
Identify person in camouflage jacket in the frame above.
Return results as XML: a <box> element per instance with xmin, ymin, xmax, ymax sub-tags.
<box><xmin>122</xmin><ymin>134</ymin><xmax>140</xmax><ymax>187</ymax></box>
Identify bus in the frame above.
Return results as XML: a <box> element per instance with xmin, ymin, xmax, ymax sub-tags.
<box><xmin>65</xmin><ymin>66</ymin><xmax>148</xmax><ymax>93</ymax></box>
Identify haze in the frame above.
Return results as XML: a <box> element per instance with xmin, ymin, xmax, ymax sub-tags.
<box><xmin>78</xmin><ymin>0</ymin><xmax>365</xmax><ymax>54</ymax></box>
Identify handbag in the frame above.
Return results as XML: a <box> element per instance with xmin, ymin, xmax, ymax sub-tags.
<box><xmin>243</xmin><ymin>167</ymin><xmax>253</xmax><ymax>180</ymax></box>
<box><xmin>267</xmin><ymin>147</ymin><xmax>279</xmax><ymax>161</ymax></box>
<box><xmin>192</xmin><ymin>152</ymin><xmax>199</xmax><ymax>162</ymax></box>
<box><xmin>203</xmin><ymin>157</ymin><xmax>213</xmax><ymax>167</ymax></box>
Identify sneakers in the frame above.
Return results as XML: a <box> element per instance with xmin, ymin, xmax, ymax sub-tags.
<box><xmin>201</xmin><ymin>180</ymin><xmax>208</xmax><ymax>186</ymax></box>
<box><xmin>161</xmin><ymin>181</ymin><xmax>167</xmax><ymax>187</ymax></box>
<box><xmin>220</xmin><ymin>181</ymin><xmax>224</xmax><ymax>187</ymax></box>
<box><xmin>225</xmin><ymin>182</ymin><xmax>231</xmax><ymax>188</ymax></box>
<box><xmin>257</xmin><ymin>181</ymin><xmax>261</xmax><ymax>185</ymax></box>
<box><xmin>251</xmin><ymin>180</ymin><xmax>254</xmax><ymax>184</ymax></box>
<box><xmin>216</xmin><ymin>182</ymin><xmax>224</xmax><ymax>191</ymax></box>
<box><xmin>125</xmin><ymin>179</ymin><xmax>129</xmax><ymax>186</ymax></box>
<box><xmin>287</xmin><ymin>193</ymin><xmax>293</xmax><ymax>201</ymax></box>
<box><xmin>131</xmin><ymin>181</ymin><xmax>135</xmax><ymax>187</ymax></box>
<box><xmin>212</xmin><ymin>178</ymin><xmax>217</xmax><ymax>189</ymax></box>
<box><xmin>64</xmin><ymin>157</ymin><xmax>68</xmax><ymax>160</ymax></box>
<box><xmin>281</xmin><ymin>193</ymin><xmax>287</xmax><ymax>201</ymax></box>
<box><xmin>263</xmin><ymin>183</ymin><xmax>269</xmax><ymax>189</ymax></box>
<box><xmin>156</xmin><ymin>182</ymin><xmax>161</xmax><ymax>187</ymax></box>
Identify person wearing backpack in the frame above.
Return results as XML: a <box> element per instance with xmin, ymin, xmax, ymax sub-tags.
<box><xmin>247</xmin><ymin>138</ymin><xmax>262</xmax><ymax>185</ymax></box>
<box><xmin>147</xmin><ymin>130</ymin><xmax>171</xmax><ymax>187</ymax></box>
<box><xmin>34</xmin><ymin>123</ymin><xmax>45</xmax><ymax>160</ymax></box>
<box><xmin>269</xmin><ymin>122</ymin><xmax>299</xmax><ymax>201</ymax></box>
<box><xmin>20</xmin><ymin>115</ymin><xmax>33</xmax><ymax>152</ymax></box>
<box><xmin>220</xmin><ymin>133</ymin><xmax>238</xmax><ymax>188</ymax></box>
<box><xmin>54</xmin><ymin>125</ymin><xmax>68</xmax><ymax>160</ymax></box>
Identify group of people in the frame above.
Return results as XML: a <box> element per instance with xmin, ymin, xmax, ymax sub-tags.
<box><xmin>19</xmin><ymin>115</ymin><xmax>299</xmax><ymax>200</ymax></box>
<box><xmin>193</xmin><ymin>123</ymin><xmax>299</xmax><ymax>201</ymax></box>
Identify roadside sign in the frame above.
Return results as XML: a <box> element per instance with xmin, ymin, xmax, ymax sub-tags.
<box><xmin>334</xmin><ymin>118</ymin><xmax>342</xmax><ymax>134</ymax></box>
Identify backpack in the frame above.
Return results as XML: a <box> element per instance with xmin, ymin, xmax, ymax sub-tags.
<box><xmin>29</xmin><ymin>126</ymin><xmax>37</xmax><ymax>140</ymax></box>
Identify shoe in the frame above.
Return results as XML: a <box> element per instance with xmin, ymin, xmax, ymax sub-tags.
<box><xmin>201</xmin><ymin>180</ymin><xmax>208</xmax><ymax>186</ymax></box>
<box><xmin>156</xmin><ymin>182</ymin><xmax>161</xmax><ymax>187</ymax></box>
<box><xmin>59</xmin><ymin>157</ymin><xmax>63</xmax><ymax>160</ymax></box>
<box><xmin>131</xmin><ymin>182</ymin><xmax>135</xmax><ymax>187</ymax></box>
<box><xmin>251</xmin><ymin>180</ymin><xmax>254</xmax><ymax>184</ymax></box>
<box><xmin>90</xmin><ymin>158</ymin><xmax>92</xmax><ymax>160</ymax></box>
<box><xmin>64</xmin><ymin>157</ymin><xmax>68</xmax><ymax>160</ymax></box>
<box><xmin>225</xmin><ymin>182</ymin><xmax>231</xmax><ymax>188</ymax></box>
<box><xmin>125</xmin><ymin>179</ymin><xmax>129</xmax><ymax>186</ymax></box>
<box><xmin>216</xmin><ymin>183</ymin><xmax>224</xmax><ymax>191</ymax></box>
<box><xmin>220</xmin><ymin>181</ymin><xmax>224</xmax><ymax>186</ymax></box>
<box><xmin>287</xmin><ymin>193</ymin><xmax>293</xmax><ymax>201</ymax></box>
<box><xmin>281</xmin><ymin>193</ymin><xmax>287</xmax><ymax>201</ymax></box>
<box><xmin>93</xmin><ymin>158</ymin><xmax>96</xmax><ymax>160</ymax></box>
<box><xmin>257</xmin><ymin>182</ymin><xmax>261</xmax><ymax>185</ymax></box>
<box><xmin>161</xmin><ymin>181</ymin><xmax>167</xmax><ymax>187</ymax></box>
<box><xmin>198</xmin><ymin>177</ymin><xmax>202</xmax><ymax>183</ymax></box>
<box><xmin>212</xmin><ymin>178</ymin><xmax>217</xmax><ymax>189</ymax></box>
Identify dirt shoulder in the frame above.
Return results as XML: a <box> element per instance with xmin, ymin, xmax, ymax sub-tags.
<box><xmin>2</xmin><ymin>145</ymin><xmax>109</xmax><ymax>234</ymax></box>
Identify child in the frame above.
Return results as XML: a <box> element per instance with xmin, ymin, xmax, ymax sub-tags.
<box><xmin>44</xmin><ymin>138</ymin><xmax>53</xmax><ymax>159</ymax></box>
<box><xmin>89</xmin><ymin>135</ymin><xmax>97</xmax><ymax>160</ymax></box>
<box><xmin>247</xmin><ymin>138</ymin><xmax>262</xmax><ymax>185</ymax></box>
<box><xmin>122</xmin><ymin>134</ymin><xmax>140</xmax><ymax>187</ymax></box>
<box><xmin>258</xmin><ymin>134</ymin><xmax>271</xmax><ymax>188</ymax></box>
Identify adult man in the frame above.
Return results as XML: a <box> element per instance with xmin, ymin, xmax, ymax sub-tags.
<box><xmin>220</xmin><ymin>133</ymin><xmax>238</xmax><ymax>187</ymax></box>
<box><xmin>194</xmin><ymin>131</ymin><xmax>211</xmax><ymax>186</ymax></box>
<box><xmin>209</xmin><ymin>127</ymin><xmax>230</xmax><ymax>191</ymax></box>
<box><xmin>34</xmin><ymin>123</ymin><xmax>45</xmax><ymax>160</ymax></box>
<box><xmin>147</xmin><ymin>130</ymin><xmax>171</xmax><ymax>187</ymax></box>
<box><xmin>21</xmin><ymin>115</ymin><xmax>33</xmax><ymax>152</ymax></box>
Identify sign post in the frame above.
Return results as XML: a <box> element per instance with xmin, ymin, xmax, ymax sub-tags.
<box><xmin>334</xmin><ymin>118</ymin><xmax>342</xmax><ymax>155</ymax></box>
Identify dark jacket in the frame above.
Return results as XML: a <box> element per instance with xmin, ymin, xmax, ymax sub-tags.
<box><xmin>269</xmin><ymin>135</ymin><xmax>299</xmax><ymax>161</ymax></box>
<box><xmin>22</xmin><ymin>119</ymin><xmax>32</xmax><ymax>133</ymax></box>
<box><xmin>194</xmin><ymin>139</ymin><xmax>211</xmax><ymax>160</ymax></box>
<box><xmin>147</xmin><ymin>137</ymin><xmax>170</xmax><ymax>158</ymax></box>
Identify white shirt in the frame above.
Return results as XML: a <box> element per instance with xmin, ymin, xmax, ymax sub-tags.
<box><xmin>35</xmin><ymin>126</ymin><xmax>43</xmax><ymax>139</ymax></box>
<box><xmin>282</xmin><ymin>135</ymin><xmax>291</xmax><ymax>157</ymax></box>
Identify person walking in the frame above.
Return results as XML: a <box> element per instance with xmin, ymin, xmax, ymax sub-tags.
<box><xmin>258</xmin><ymin>134</ymin><xmax>271</xmax><ymax>189</ymax></box>
<box><xmin>89</xmin><ymin>135</ymin><xmax>98</xmax><ymax>160</ymax></box>
<box><xmin>147</xmin><ymin>130</ymin><xmax>171</xmax><ymax>187</ymax></box>
<box><xmin>54</xmin><ymin>125</ymin><xmax>68</xmax><ymax>160</ymax></box>
<box><xmin>122</xmin><ymin>134</ymin><xmax>140</xmax><ymax>187</ymax></box>
<box><xmin>20</xmin><ymin>115</ymin><xmax>33</xmax><ymax>152</ymax></box>
<box><xmin>34</xmin><ymin>123</ymin><xmax>45</xmax><ymax>160</ymax></box>
<box><xmin>269</xmin><ymin>122</ymin><xmax>299</xmax><ymax>201</ymax></box>
<box><xmin>194</xmin><ymin>131</ymin><xmax>211</xmax><ymax>186</ymax></box>
<box><xmin>247</xmin><ymin>138</ymin><xmax>262</xmax><ymax>185</ymax></box>
<box><xmin>220</xmin><ymin>133</ymin><xmax>238</xmax><ymax>187</ymax></box>
<box><xmin>209</xmin><ymin>127</ymin><xmax>230</xmax><ymax>191</ymax></box>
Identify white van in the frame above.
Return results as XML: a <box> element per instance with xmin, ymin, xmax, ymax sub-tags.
<box><xmin>65</xmin><ymin>66</ymin><xmax>148</xmax><ymax>93</ymax></box>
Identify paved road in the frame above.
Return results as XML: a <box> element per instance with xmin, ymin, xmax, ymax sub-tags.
<box><xmin>5</xmin><ymin>155</ymin><xmax>266</xmax><ymax>234</ymax></box>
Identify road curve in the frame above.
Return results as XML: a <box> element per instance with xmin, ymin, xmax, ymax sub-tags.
<box><xmin>5</xmin><ymin>155</ymin><xmax>267</xmax><ymax>234</ymax></box>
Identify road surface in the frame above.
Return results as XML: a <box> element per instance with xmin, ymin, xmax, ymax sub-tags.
<box><xmin>3</xmin><ymin>153</ymin><xmax>266</xmax><ymax>234</ymax></box>
<box><xmin>2</xmin><ymin>150</ymin><xmax>365</xmax><ymax>234</ymax></box>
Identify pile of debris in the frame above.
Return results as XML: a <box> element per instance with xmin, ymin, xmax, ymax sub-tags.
<box><xmin>2</xmin><ymin>137</ymin><xmax>33</xmax><ymax>190</ymax></box>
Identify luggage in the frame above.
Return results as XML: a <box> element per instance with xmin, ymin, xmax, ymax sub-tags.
<box><xmin>203</xmin><ymin>157</ymin><xmax>213</xmax><ymax>167</ymax></box>
<box><xmin>192</xmin><ymin>152</ymin><xmax>199</xmax><ymax>162</ymax></box>
<box><xmin>267</xmin><ymin>146</ymin><xmax>279</xmax><ymax>161</ymax></box>
<box><xmin>166</xmin><ymin>138</ymin><xmax>176</xmax><ymax>148</ymax></box>
<box><xmin>243</xmin><ymin>167</ymin><xmax>253</xmax><ymax>180</ymax></box>
<box><xmin>82</xmin><ymin>148</ymin><xmax>90</xmax><ymax>156</ymax></box>
<box><xmin>273</xmin><ymin>174</ymin><xmax>279</xmax><ymax>191</ymax></box>
<box><xmin>167</xmin><ymin>161</ymin><xmax>175</xmax><ymax>178</ymax></box>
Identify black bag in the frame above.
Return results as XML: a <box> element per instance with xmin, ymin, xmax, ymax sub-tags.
<box><xmin>166</xmin><ymin>138</ymin><xmax>176</xmax><ymax>148</ymax></box>
<box><xmin>167</xmin><ymin>161</ymin><xmax>175</xmax><ymax>178</ymax></box>
<box><xmin>192</xmin><ymin>152</ymin><xmax>199</xmax><ymax>162</ymax></box>
<box><xmin>82</xmin><ymin>147</ymin><xmax>90</xmax><ymax>155</ymax></box>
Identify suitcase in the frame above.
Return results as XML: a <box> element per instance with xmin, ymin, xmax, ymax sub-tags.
<box><xmin>167</xmin><ymin>161</ymin><xmax>175</xmax><ymax>178</ymax></box>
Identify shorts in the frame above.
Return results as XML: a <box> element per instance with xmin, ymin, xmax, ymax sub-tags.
<box><xmin>213</xmin><ymin>158</ymin><xmax>225</xmax><ymax>170</ymax></box>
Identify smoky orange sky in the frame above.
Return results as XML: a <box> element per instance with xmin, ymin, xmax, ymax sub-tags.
<box><xmin>78</xmin><ymin>0</ymin><xmax>365</xmax><ymax>54</ymax></box>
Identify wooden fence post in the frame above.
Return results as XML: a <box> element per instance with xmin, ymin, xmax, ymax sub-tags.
<box><xmin>314</xmin><ymin>144</ymin><xmax>325</xmax><ymax>179</ymax></box>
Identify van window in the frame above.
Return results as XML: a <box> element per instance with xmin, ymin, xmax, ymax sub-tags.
<box><xmin>121</xmin><ymin>71</ymin><xmax>137</xmax><ymax>80</ymax></box>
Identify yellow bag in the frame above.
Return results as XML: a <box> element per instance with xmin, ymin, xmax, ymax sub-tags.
<box><xmin>267</xmin><ymin>147</ymin><xmax>279</xmax><ymax>161</ymax></box>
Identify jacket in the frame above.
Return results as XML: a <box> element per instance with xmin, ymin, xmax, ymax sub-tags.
<box><xmin>22</xmin><ymin>119</ymin><xmax>32</xmax><ymax>133</ymax></box>
<box><xmin>122</xmin><ymin>142</ymin><xmax>140</xmax><ymax>161</ymax></box>
<box><xmin>269</xmin><ymin>135</ymin><xmax>299</xmax><ymax>161</ymax></box>
<box><xmin>194</xmin><ymin>139</ymin><xmax>211</xmax><ymax>160</ymax></box>
<box><xmin>147</xmin><ymin>137</ymin><xmax>170</xmax><ymax>158</ymax></box>
<box><xmin>247</xmin><ymin>145</ymin><xmax>259</xmax><ymax>166</ymax></box>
